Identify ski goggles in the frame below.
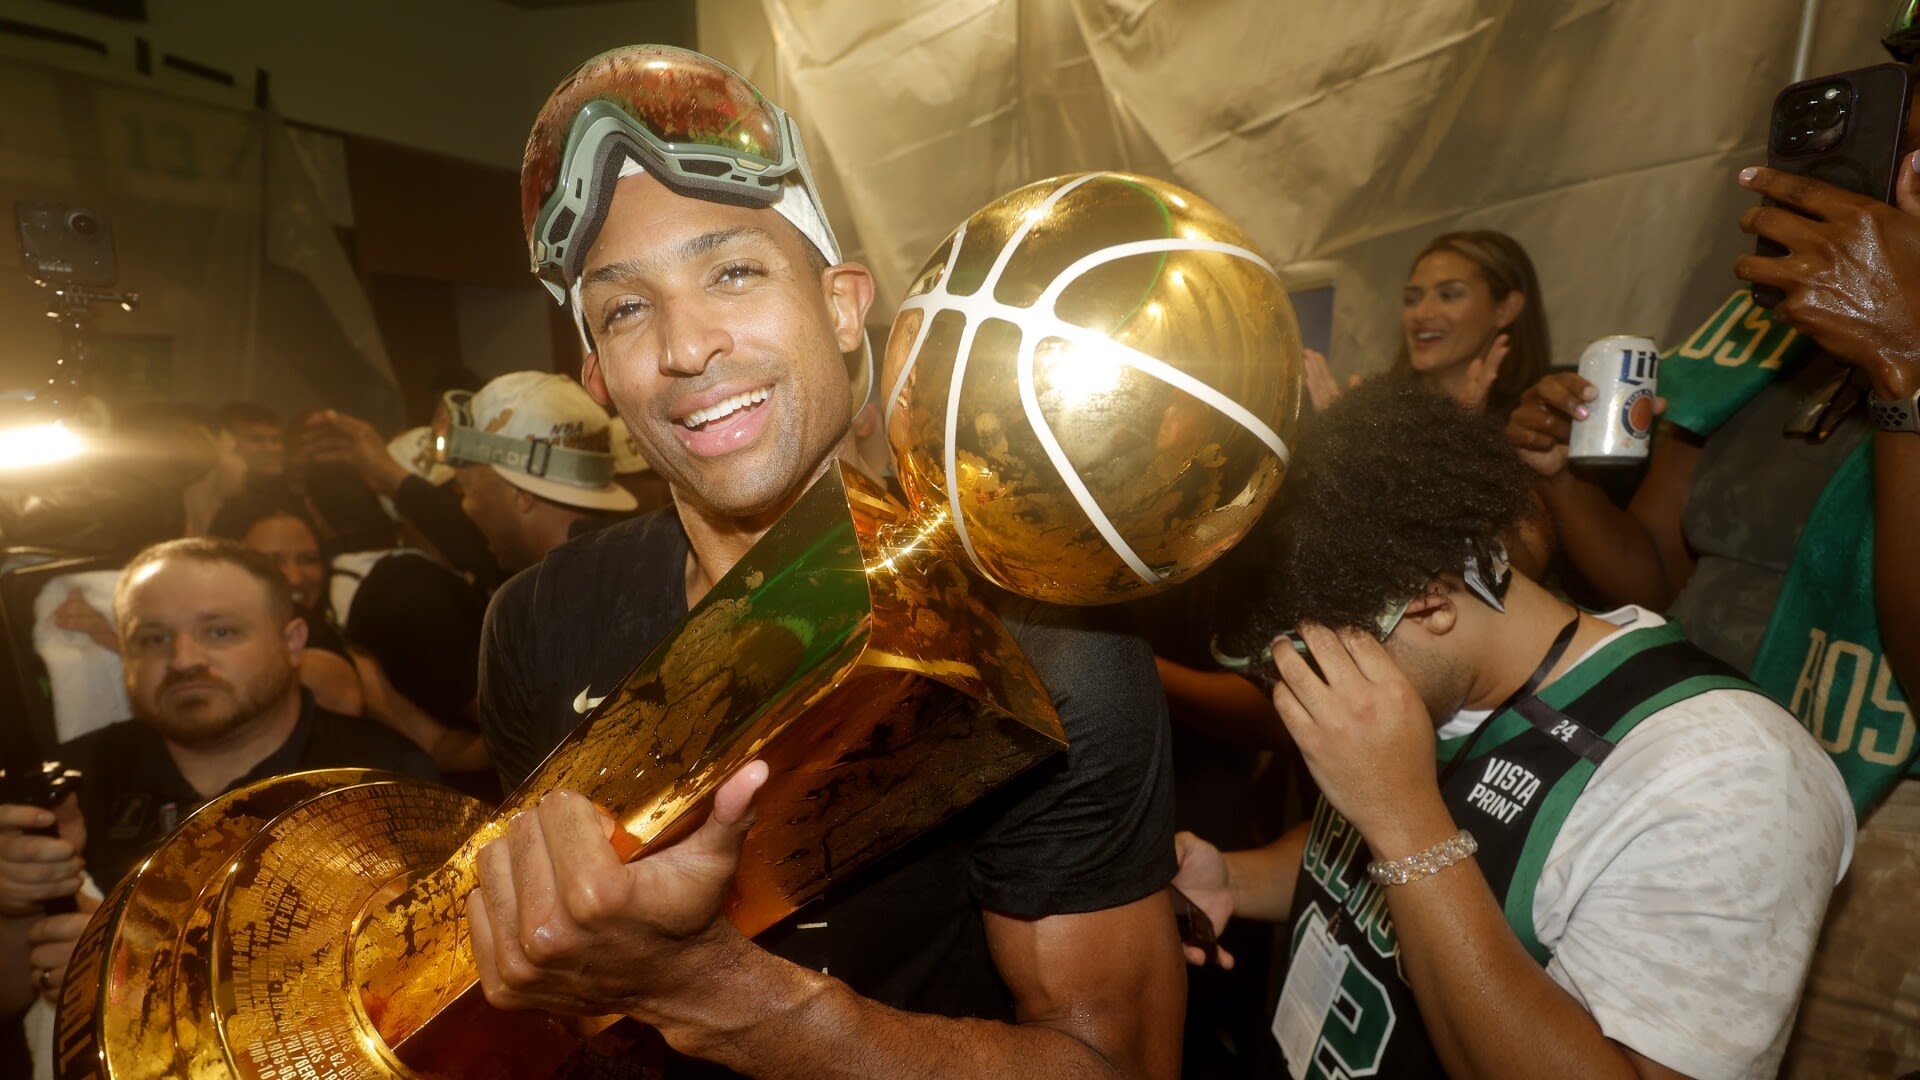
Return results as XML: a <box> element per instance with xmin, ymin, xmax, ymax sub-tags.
<box><xmin>432</xmin><ymin>390</ymin><xmax>615</xmax><ymax>489</ymax></box>
<box><xmin>521</xmin><ymin>44</ymin><xmax>840</xmax><ymax>306</ymax></box>
<box><xmin>1888</xmin><ymin>0</ymin><xmax>1920</xmax><ymax>62</ymax></box>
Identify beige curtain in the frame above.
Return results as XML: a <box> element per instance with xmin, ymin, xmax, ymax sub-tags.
<box><xmin>701</xmin><ymin>0</ymin><xmax>1885</xmax><ymax>378</ymax></box>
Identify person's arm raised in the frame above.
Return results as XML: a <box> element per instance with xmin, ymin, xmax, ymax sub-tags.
<box><xmin>1271</xmin><ymin>625</ymin><xmax>1694</xmax><ymax>1080</ymax></box>
<box><xmin>468</xmin><ymin>770</ymin><xmax>1185</xmax><ymax>1079</ymax></box>
<box><xmin>302</xmin><ymin>411</ymin><xmax>410</xmax><ymax>498</ymax></box>
<box><xmin>1737</xmin><ymin>161</ymin><xmax>1920</xmax><ymax>705</ymax></box>
<box><xmin>1506</xmin><ymin>376</ymin><xmax>1699</xmax><ymax>609</ymax></box>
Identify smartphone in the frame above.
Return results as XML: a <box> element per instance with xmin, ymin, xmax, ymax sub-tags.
<box><xmin>1753</xmin><ymin>63</ymin><xmax>1913</xmax><ymax>307</ymax></box>
<box><xmin>1169</xmin><ymin>886</ymin><xmax>1219</xmax><ymax>965</ymax></box>
<box><xmin>0</xmin><ymin>760</ymin><xmax>82</xmax><ymax>914</ymax></box>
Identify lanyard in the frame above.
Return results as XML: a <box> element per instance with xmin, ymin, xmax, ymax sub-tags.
<box><xmin>1440</xmin><ymin>612</ymin><xmax>1583</xmax><ymax>786</ymax></box>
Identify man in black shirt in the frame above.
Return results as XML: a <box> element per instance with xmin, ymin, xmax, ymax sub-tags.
<box><xmin>467</xmin><ymin>43</ymin><xmax>1183</xmax><ymax>1077</ymax></box>
<box><xmin>0</xmin><ymin>538</ymin><xmax>434</xmax><ymax>1028</ymax></box>
<box><xmin>305</xmin><ymin>407</ymin><xmax>513</xmax><ymax>592</ymax></box>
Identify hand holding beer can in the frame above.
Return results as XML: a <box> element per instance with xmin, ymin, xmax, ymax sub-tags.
<box><xmin>1569</xmin><ymin>335</ymin><xmax>1659</xmax><ymax>465</ymax></box>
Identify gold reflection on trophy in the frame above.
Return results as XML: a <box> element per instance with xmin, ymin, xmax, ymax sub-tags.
<box><xmin>882</xmin><ymin>171</ymin><xmax>1303</xmax><ymax>605</ymax></box>
<box><xmin>55</xmin><ymin>172</ymin><xmax>1303</xmax><ymax>1079</ymax></box>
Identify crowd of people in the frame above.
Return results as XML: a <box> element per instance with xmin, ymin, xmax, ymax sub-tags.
<box><xmin>0</xmin><ymin>28</ymin><xmax>1913</xmax><ymax>1080</ymax></box>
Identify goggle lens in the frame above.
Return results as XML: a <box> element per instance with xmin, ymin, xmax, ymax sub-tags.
<box><xmin>522</xmin><ymin>46</ymin><xmax>788</xmax><ymax>243</ymax></box>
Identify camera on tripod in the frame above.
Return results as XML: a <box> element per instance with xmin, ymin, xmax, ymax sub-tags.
<box><xmin>16</xmin><ymin>202</ymin><xmax>118</xmax><ymax>287</ymax></box>
<box><xmin>10</xmin><ymin>200</ymin><xmax>139</xmax><ymax>418</ymax></box>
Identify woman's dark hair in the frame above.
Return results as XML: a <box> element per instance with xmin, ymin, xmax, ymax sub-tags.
<box><xmin>1224</xmin><ymin>378</ymin><xmax>1536</xmax><ymax>657</ymax></box>
<box><xmin>207</xmin><ymin>490</ymin><xmax>319</xmax><ymax>547</ymax></box>
<box><xmin>1390</xmin><ymin>230</ymin><xmax>1550</xmax><ymax>416</ymax></box>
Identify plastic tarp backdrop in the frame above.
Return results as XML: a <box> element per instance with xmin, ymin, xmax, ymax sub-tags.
<box><xmin>0</xmin><ymin>60</ymin><xmax>402</xmax><ymax>430</ymax></box>
<box><xmin>701</xmin><ymin>0</ymin><xmax>1887</xmax><ymax>376</ymax></box>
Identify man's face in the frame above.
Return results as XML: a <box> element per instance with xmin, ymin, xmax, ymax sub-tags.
<box><xmin>118</xmin><ymin>559</ymin><xmax>301</xmax><ymax>747</ymax></box>
<box><xmin>230</xmin><ymin>422</ymin><xmax>285</xmax><ymax>478</ymax></box>
<box><xmin>576</xmin><ymin>173</ymin><xmax>867</xmax><ymax>520</ymax></box>
<box><xmin>455</xmin><ymin>464</ymin><xmax>533</xmax><ymax>571</ymax></box>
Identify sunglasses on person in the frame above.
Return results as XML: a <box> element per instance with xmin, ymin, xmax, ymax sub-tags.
<box><xmin>1210</xmin><ymin>596</ymin><xmax>1414</xmax><ymax>692</ymax></box>
<box><xmin>1210</xmin><ymin>543</ymin><xmax>1511</xmax><ymax>691</ymax></box>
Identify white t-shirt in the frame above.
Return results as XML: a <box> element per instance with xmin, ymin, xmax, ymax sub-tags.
<box><xmin>1437</xmin><ymin>606</ymin><xmax>1855</xmax><ymax>1080</ymax></box>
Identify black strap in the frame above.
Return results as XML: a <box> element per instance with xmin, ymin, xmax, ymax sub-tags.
<box><xmin>1441</xmin><ymin>612</ymin><xmax>1583</xmax><ymax>785</ymax></box>
<box><xmin>1507</xmin><ymin>636</ymin><xmax>1746</xmax><ymax>767</ymax></box>
<box><xmin>1512</xmin><ymin>696</ymin><xmax>1615</xmax><ymax>766</ymax></box>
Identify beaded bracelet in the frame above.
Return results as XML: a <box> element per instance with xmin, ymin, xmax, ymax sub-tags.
<box><xmin>1366</xmin><ymin>829</ymin><xmax>1478</xmax><ymax>887</ymax></box>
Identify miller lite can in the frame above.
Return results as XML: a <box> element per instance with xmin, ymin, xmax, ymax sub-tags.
<box><xmin>1569</xmin><ymin>335</ymin><xmax>1659</xmax><ymax>465</ymax></box>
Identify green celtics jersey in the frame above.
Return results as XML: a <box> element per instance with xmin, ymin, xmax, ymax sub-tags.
<box><xmin>1660</xmin><ymin>290</ymin><xmax>1917</xmax><ymax>811</ymax></box>
<box><xmin>1279</xmin><ymin>621</ymin><xmax>1750</xmax><ymax>1078</ymax></box>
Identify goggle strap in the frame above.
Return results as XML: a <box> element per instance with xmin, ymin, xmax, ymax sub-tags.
<box><xmin>443</xmin><ymin>426</ymin><xmax>616</xmax><ymax>488</ymax></box>
<box><xmin>539</xmin><ymin>101</ymin><xmax>796</xmax><ymax>289</ymax></box>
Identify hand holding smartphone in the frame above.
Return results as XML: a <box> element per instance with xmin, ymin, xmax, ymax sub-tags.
<box><xmin>1753</xmin><ymin>63</ymin><xmax>1913</xmax><ymax>307</ymax></box>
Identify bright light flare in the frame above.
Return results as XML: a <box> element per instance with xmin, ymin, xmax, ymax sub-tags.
<box><xmin>1040</xmin><ymin>339</ymin><xmax>1130</xmax><ymax>401</ymax></box>
<box><xmin>0</xmin><ymin>421</ymin><xmax>84</xmax><ymax>468</ymax></box>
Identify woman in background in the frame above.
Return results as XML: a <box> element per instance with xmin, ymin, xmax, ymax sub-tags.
<box><xmin>1305</xmin><ymin>229</ymin><xmax>1551</xmax><ymax>417</ymax></box>
<box><xmin>207</xmin><ymin>492</ymin><xmax>362</xmax><ymax>715</ymax></box>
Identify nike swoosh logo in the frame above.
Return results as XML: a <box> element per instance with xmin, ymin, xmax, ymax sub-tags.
<box><xmin>572</xmin><ymin>686</ymin><xmax>607</xmax><ymax>715</ymax></box>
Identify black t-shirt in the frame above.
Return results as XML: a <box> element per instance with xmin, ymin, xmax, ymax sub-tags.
<box><xmin>393</xmin><ymin>475</ymin><xmax>509</xmax><ymax>593</ymax></box>
<box><xmin>61</xmin><ymin>689</ymin><xmax>438</xmax><ymax>893</ymax></box>
<box><xmin>479</xmin><ymin>507</ymin><xmax>1176</xmax><ymax>1042</ymax></box>
<box><xmin>345</xmin><ymin>552</ymin><xmax>488</xmax><ymax>727</ymax></box>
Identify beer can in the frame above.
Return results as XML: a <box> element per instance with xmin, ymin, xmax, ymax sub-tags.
<box><xmin>1568</xmin><ymin>335</ymin><xmax>1659</xmax><ymax>465</ymax></box>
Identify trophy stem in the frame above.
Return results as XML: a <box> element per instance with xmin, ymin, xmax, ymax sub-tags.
<box><xmin>338</xmin><ymin>463</ymin><xmax>1062</xmax><ymax>1076</ymax></box>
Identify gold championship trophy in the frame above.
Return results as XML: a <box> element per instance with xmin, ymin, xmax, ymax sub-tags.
<box><xmin>52</xmin><ymin>169</ymin><xmax>1302</xmax><ymax>1078</ymax></box>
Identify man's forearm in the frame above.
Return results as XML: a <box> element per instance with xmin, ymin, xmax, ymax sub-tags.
<box><xmin>1370</xmin><ymin>800</ymin><xmax>1648</xmax><ymax>1080</ymax></box>
<box><xmin>1221</xmin><ymin>824</ymin><xmax>1307</xmax><ymax>923</ymax></box>
<box><xmin>1155</xmin><ymin>658</ymin><xmax>1291</xmax><ymax>750</ymax></box>
<box><xmin>1536</xmin><ymin>472</ymin><xmax>1679</xmax><ymax>610</ymax></box>
<box><xmin>651</xmin><ymin>929</ymin><xmax>1169</xmax><ymax>1079</ymax></box>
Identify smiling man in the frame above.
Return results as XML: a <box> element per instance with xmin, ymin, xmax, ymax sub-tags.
<box><xmin>468</xmin><ymin>44</ymin><xmax>1183</xmax><ymax>1078</ymax></box>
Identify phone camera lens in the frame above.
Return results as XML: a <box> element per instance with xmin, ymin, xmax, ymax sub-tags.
<box><xmin>66</xmin><ymin>212</ymin><xmax>98</xmax><ymax>237</ymax></box>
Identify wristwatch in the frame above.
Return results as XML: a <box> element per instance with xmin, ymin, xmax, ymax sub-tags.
<box><xmin>1868</xmin><ymin>385</ymin><xmax>1920</xmax><ymax>433</ymax></box>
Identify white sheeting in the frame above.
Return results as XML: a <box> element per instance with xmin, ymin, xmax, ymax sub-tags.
<box><xmin>700</xmin><ymin>0</ymin><xmax>1886</xmax><ymax>381</ymax></box>
<box><xmin>31</xmin><ymin>569</ymin><xmax>129</xmax><ymax>743</ymax></box>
